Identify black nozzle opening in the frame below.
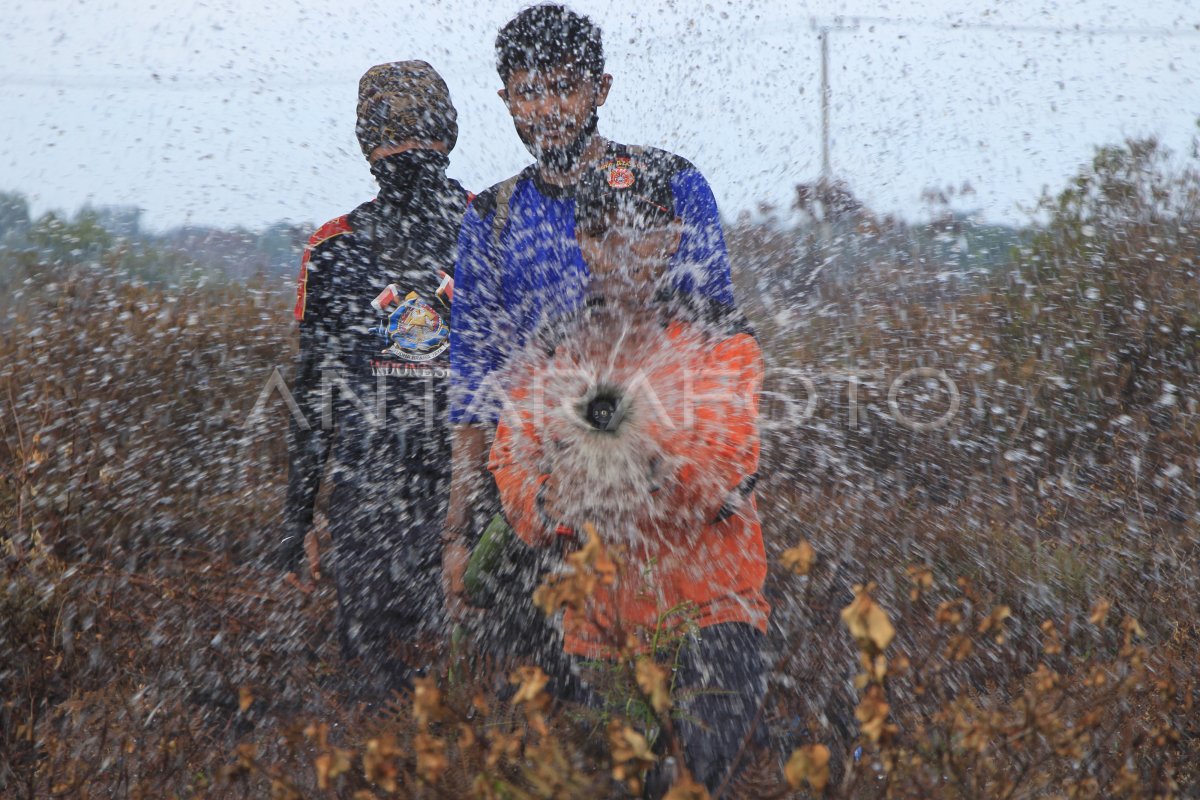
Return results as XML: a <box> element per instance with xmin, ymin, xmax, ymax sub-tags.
<box><xmin>585</xmin><ymin>391</ymin><xmax>621</xmax><ymax>432</ymax></box>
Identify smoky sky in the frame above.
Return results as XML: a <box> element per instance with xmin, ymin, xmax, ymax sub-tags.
<box><xmin>2</xmin><ymin>0</ymin><xmax>1197</xmax><ymax>230</ymax></box>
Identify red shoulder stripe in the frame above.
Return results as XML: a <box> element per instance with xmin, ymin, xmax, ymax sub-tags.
<box><xmin>295</xmin><ymin>215</ymin><xmax>352</xmax><ymax>321</ymax></box>
<box><xmin>306</xmin><ymin>214</ymin><xmax>352</xmax><ymax>249</ymax></box>
<box><xmin>293</xmin><ymin>253</ymin><xmax>311</xmax><ymax>321</ymax></box>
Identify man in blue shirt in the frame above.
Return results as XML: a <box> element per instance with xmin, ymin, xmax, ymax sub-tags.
<box><xmin>442</xmin><ymin>4</ymin><xmax>737</xmax><ymax>614</ymax></box>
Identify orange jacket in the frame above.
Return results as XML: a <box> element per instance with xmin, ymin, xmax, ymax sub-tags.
<box><xmin>488</xmin><ymin>312</ymin><xmax>769</xmax><ymax>658</ymax></box>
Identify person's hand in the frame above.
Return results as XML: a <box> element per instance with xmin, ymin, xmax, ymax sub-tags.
<box><xmin>303</xmin><ymin>529</ymin><xmax>322</xmax><ymax>582</ymax></box>
<box><xmin>445</xmin><ymin>423</ymin><xmax>488</xmax><ymax>538</ymax></box>
<box><xmin>281</xmin><ymin>530</ymin><xmax>321</xmax><ymax>595</ymax></box>
<box><xmin>444</xmin><ymin>491</ymin><xmax>471</xmax><ymax>541</ymax></box>
<box><xmin>442</xmin><ymin>537</ymin><xmax>471</xmax><ymax>620</ymax></box>
<box><xmin>283</xmin><ymin>571</ymin><xmax>315</xmax><ymax>595</ymax></box>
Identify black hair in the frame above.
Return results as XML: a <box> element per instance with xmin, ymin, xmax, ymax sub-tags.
<box><xmin>495</xmin><ymin>4</ymin><xmax>605</xmax><ymax>84</ymax></box>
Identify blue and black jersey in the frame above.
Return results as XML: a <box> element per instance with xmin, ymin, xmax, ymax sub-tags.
<box><xmin>449</xmin><ymin>140</ymin><xmax>735</xmax><ymax>425</ymax></box>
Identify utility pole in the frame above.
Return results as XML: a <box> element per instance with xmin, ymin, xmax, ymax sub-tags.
<box><xmin>819</xmin><ymin>27</ymin><xmax>831</xmax><ymax>183</ymax></box>
<box><xmin>811</xmin><ymin>17</ymin><xmax>859</xmax><ymax>185</ymax></box>
<box><xmin>809</xmin><ymin>18</ymin><xmax>859</xmax><ymax>278</ymax></box>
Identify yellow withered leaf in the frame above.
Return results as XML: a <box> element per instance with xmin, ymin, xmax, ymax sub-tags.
<box><xmin>784</xmin><ymin>744</ymin><xmax>831</xmax><ymax>793</ymax></box>
<box><xmin>856</xmin><ymin>686</ymin><xmax>892</xmax><ymax>744</ymax></box>
<box><xmin>663</xmin><ymin>771</ymin><xmax>712</xmax><ymax>800</ymax></box>
<box><xmin>842</xmin><ymin>585</ymin><xmax>896</xmax><ymax>653</ymax></box>
<box><xmin>780</xmin><ymin>540</ymin><xmax>816</xmax><ymax>576</ymax></box>
<box><xmin>314</xmin><ymin>748</ymin><xmax>351</xmax><ymax>790</ymax></box>
<box><xmin>412</xmin><ymin>677</ymin><xmax>443</xmax><ymax>728</ymax></box>
<box><xmin>609</xmin><ymin>720</ymin><xmax>657</xmax><ymax>795</ymax></box>
<box><xmin>1122</xmin><ymin>616</ymin><xmax>1145</xmax><ymax>639</ymax></box>
<box><xmin>458</xmin><ymin>723</ymin><xmax>477</xmax><ymax>750</ymax></box>
<box><xmin>414</xmin><ymin>733</ymin><xmax>449</xmax><ymax>784</ymax></box>
<box><xmin>906</xmin><ymin>565</ymin><xmax>933</xmax><ymax>601</ymax></box>
<box><xmin>635</xmin><ymin>659</ymin><xmax>672</xmax><ymax>714</ymax></box>
<box><xmin>609</xmin><ymin>720</ymin><xmax>657</xmax><ymax>767</ymax></box>
<box><xmin>510</xmin><ymin>666</ymin><xmax>550</xmax><ymax>708</ymax></box>
<box><xmin>977</xmin><ymin>605</ymin><xmax>1012</xmax><ymax>636</ymax></box>
<box><xmin>363</xmin><ymin>736</ymin><xmax>402</xmax><ymax>792</ymax></box>
<box><xmin>1040</xmin><ymin>620</ymin><xmax>1063</xmax><ymax>655</ymax></box>
<box><xmin>1088</xmin><ymin>597</ymin><xmax>1112</xmax><ymax>626</ymax></box>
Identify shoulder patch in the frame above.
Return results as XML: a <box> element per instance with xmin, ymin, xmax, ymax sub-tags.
<box><xmin>612</xmin><ymin>142</ymin><xmax>693</xmax><ymax>182</ymax></box>
<box><xmin>293</xmin><ymin>253</ymin><xmax>312</xmax><ymax>321</ymax></box>
<box><xmin>306</xmin><ymin>214</ymin><xmax>353</xmax><ymax>251</ymax></box>
<box><xmin>294</xmin><ymin>215</ymin><xmax>351</xmax><ymax>322</ymax></box>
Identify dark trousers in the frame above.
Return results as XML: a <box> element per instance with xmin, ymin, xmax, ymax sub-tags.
<box><xmin>461</xmin><ymin>480</ymin><xmax>567</xmax><ymax>669</ymax></box>
<box><xmin>470</xmin><ymin>542</ymin><xmax>564</xmax><ymax>665</ymax></box>
<box><xmin>556</xmin><ymin>622</ymin><xmax>769</xmax><ymax>798</ymax></box>
<box><xmin>327</xmin><ymin>470</ymin><xmax>447</xmax><ymax>693</ymax></box>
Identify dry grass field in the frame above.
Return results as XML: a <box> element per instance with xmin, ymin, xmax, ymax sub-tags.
<box><xmin>1</xmin><ymin>135</ymin><xmax>1197</xmax><ymax>798</ymax></box>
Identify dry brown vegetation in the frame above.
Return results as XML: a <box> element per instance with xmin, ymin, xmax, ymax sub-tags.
<box><xmin>1</xmin><ymin>134</ymin><xmax>1198</xmax><ymax>797</ymax></box>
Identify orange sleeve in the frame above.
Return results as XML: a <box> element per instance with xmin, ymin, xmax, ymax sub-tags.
<box><xmin>488</xmin><ymin>411</ymin><xmax>554</xmax><ymax>548</ymax></box>
<box><xmin>660</xmin><ymin>332</ymin><xmax>763</xmax><ymax>523</ymax></box>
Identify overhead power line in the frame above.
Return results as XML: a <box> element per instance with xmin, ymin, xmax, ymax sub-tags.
<box><xmin>4</xmin><ymin>14</ymin><xmax>1198</xmax><ymax>88</ymax></box>
<box><xmin>807</xmin><ymin>12</ymin><xmax>1199</xmax><ymax>183</ymax></box>
<box><xmin>808</xmin><ymin>14</ymin><xmax>1200</xmax><ymax>38</ymax></box>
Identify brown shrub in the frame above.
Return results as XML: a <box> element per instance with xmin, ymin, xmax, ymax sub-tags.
<box><xmin>0</xmin><ymin>133</ymin><xmax>1197</xmax><ymax>797</ymax></box>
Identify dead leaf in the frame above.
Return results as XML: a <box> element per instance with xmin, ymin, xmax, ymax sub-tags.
<box><xmin>780</xmin><ymin>540</ymin><xmax>816</xmax><ymax>576</ymax></box>
<box><xmin>784</xmin><ymin>743</ymin><xmax>831</xmax><ymax>793</ymax></box>
<box><xmin>907</xmin><ymin>565</ymin><xmax>933</xmax><ymax>601</ymax></box>
<box><xmin>842</xmin><ymin>584</ymin><xmax>896</xmax><ymax>653</ymax></box>
<box><xmin>663</xmin><ymin>770</ymin><xmax>712</xmax><ymax>800</ymax></box>
<box><xmin>608</xmin><ymin>720</ymin><xmax>656</xmax><ymax>793</ymax></box>
<box><xmin>856</xmin><ymin>685</ymin><xmax>892</xmax><ymax>743</ymax></box>
<box><xmin>414</xmin><ymin>733</ymin><xmax>448</xmax><ymax>784</ymax></box>
<box><xmin>510</xmin><ymin>666</ymin><xmax>550</xmax><ymax>709</ymax></box>
<box><xmin>636</xmin><ymin>659</ymin><xmax>672</xmax><ymax>714</ymax></box>
<box><xmin>412</xmin><ymin>677</ymin><xmax>443</xmax><ymax>727</ymax></box>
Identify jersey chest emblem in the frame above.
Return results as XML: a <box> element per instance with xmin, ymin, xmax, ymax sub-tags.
<box><xmin>605</xmin><ymin>157</ymin><xmax>636</xmax><ymax>189</ymax></box>
<box><xmin>372</xmin><ymin>283</ymin><xmax>450</xmax><ymax>362</ymax></box>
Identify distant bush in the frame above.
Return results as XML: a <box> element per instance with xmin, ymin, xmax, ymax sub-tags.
<box><xmin>0</xmin><ymin>254</ymin><xmax>293</xmax><ymax>563</ymax></box>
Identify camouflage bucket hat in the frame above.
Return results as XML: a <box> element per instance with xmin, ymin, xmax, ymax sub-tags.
<box><xmin>355</xmin><ymin>60</ymin><xmax>459</xmax><ymax>159</ymax></box>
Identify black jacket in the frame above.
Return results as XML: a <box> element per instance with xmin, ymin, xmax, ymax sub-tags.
<box><xmin>278</xmin><ymin>150</ymin><xmax>471</xmax><ymax>571</ymax></box>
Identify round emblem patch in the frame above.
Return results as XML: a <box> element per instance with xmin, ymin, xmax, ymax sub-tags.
<box><xmin>607</xmin><ymin>165</ymin><xmax>635</xmax><ymax>189</ymax></box>
<box><xmin>383</xmin><ymin>294</ymin><xmax>449</xmax><ymax>362</ymax></box>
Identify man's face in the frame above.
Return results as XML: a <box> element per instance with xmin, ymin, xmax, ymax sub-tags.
<box><xmin>577</xmin><ymin>210</ymin><xmax>682</xmax><ymax>302</ymax></box>
<box><xmin>500</xmin><ymin>66</ymin><xmax>612</xmax><ymax>163</ymax></box>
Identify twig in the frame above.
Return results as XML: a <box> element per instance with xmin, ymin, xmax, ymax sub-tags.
<box><xmin>712</xmin><ymin>690</ymin><xmax>768</xmax><ymax>799</ymax></box>
<box><xmin>7</xmin><ymin>381</ymin><xmax>27</xmax><ymax>544</ymax></box>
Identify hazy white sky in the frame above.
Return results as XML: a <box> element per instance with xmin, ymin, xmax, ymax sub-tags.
<box><xmin>2</xmin><ymin>0</ymin><xmax>1197</xmax><ymax>231</ymax></box>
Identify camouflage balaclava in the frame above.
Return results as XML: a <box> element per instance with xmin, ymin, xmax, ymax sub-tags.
<box><xmin>355</xmin><ymin>60</ymin><xmax>458</xmax><ymax>160</ymax></box>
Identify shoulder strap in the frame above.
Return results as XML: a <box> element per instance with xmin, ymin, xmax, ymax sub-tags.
<box><xmin>489</xmin><ymin>175</ymin><xmax>523</xmax><ymax>319</ymax></box>
<box><xmin>490</xmin><ymin>173</ymin><xmax>522</xmax><ymax>244</ymax></box>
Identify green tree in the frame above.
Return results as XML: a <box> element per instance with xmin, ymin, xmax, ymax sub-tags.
<box><xmin>0</xmin><ymin>191</ymin><xmax>31</xmax><ymax>241</ymax></box>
